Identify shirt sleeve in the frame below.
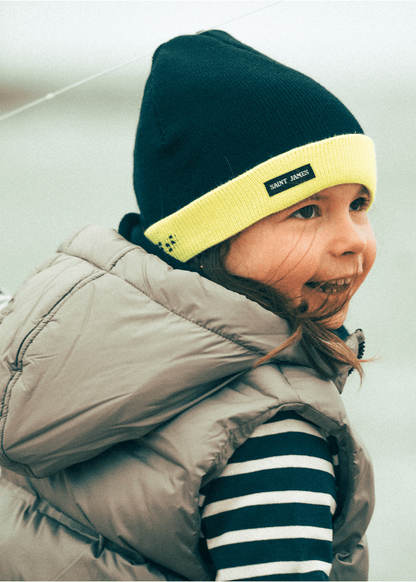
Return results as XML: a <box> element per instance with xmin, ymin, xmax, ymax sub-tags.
<box><xmin>200</xmin><ymin>410</ymin><xmax>337</xmax><ymax>581</ymax></box>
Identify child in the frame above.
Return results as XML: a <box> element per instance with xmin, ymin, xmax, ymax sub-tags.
<box><xmin>0</xmin><ymin>30</ymin><xmax>375</xmax><ymax>580</ymax></box>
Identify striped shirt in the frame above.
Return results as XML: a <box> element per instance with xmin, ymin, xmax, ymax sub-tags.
<box><xmin>200</xmin><ymin>411</ymin><xmax>338</xmax><ymax>581</ymax></box>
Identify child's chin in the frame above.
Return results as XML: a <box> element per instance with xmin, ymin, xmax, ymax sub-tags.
<box><xmin>321</xmin><ymin>306</ymin><xmax>349</xmax><ymax>330</ymax></box>
<box><xmin>302</xmin><ymin>288</ymin><xmax>350</xmax><ymax>329</ymax></box>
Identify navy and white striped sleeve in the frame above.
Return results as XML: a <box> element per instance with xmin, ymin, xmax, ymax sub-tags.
<box><xmin>200</xmin><ymin>410</ymin><xmax>337</xmax><ymax>581</ymax></box>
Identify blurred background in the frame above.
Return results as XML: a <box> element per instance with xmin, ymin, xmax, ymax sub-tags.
<box><xmin>1</xmin><ymin>2</ymin><xmax>415</xmax><ymax>579</ymax></box>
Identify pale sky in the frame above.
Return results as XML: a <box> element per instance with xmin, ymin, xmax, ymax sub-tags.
<box><xmin>2</xmin><ymin>1</ymin><xmax>415</xmax><ymax>95</ymax></box>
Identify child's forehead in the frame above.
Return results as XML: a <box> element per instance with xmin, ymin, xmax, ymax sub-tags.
<box><xmin>306</xmin><ymin>184</ymin><xmax>370</xmax><ymax>203</ymax></box>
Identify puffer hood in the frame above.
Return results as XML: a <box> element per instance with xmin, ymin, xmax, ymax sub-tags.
<box><xmin>0</xmin><ymin>224</ymin><xmax>358</xmax><ymax>479</ymax></box>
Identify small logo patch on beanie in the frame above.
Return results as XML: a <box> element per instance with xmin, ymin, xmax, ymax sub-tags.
<box><xmin>264</xmin><ymin>164</ymin><xmax>316</xmax><ymax>197</ymax></box>
<box><xmin>157</xmin><ymin>234</ymin><xmax>177</xmax><ymax>253</ymax></box>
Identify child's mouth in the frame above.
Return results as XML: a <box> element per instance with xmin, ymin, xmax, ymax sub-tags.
<box><xmin>305</xmin><ymin>278</ymin><xmax>352</xmax><ymax>294</ymax></box>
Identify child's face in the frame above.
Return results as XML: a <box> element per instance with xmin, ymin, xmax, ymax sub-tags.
<box><xmin>225</xmin><ymin>183</ymin><xmax>377</xmax><ymax>329</ymax></box>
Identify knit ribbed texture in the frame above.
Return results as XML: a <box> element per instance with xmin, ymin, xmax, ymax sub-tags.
<box><xmin>131</xmin><ymin>30</ymin><xmax>376</xmax><ymax>261</ymax></box>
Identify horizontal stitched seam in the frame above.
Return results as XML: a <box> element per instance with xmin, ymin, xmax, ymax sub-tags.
<box><xmin>112</xmin><ymin>271</ymin><xmax>268</xmax><ymax>357</ymax></box>
<box><xmin>63</xmin><ymin>230</ymin><xmax>275</xmax><ymax>357</ymax></box>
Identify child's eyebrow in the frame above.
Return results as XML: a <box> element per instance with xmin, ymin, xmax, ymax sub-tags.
<box><xmin>307</xmin><ymin>192</ymin><xmax>325</xmax><ymax>202</ymax></box>
<box><xmin>307</xmin><ymin>185</ymin><xmax>370</xmax><ymax>203</ymax></box>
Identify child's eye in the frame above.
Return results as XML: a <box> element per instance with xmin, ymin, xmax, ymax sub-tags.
<box><xmin>350</xmin><ymin>196</ymin><xmax>371</xmax><ymax>212</ymax></box>
<box><xmin>292</xmin><ymin>205</ymin><xmax>318</xmax><ymax>219</ymax></box>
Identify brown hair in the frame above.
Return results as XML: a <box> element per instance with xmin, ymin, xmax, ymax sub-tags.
<box><xmin>190</xmin><ymin>238</ymin><xmax>365</xmax><ymax>381</ymax></box>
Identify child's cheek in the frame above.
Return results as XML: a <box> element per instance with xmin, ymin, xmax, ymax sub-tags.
<box><xmin>362</xmin><ymin>227</ymin><xmax>377</xmax><ymax>280</ymax></box>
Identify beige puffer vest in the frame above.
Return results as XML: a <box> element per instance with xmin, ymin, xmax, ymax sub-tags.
<box><xmin>0</xmin><ymin>225</ymin><xmax>374</xmax><ymax>580</ymax></box>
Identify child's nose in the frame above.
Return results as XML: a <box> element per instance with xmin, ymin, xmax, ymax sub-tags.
<box><xmin>330</xmin><ymin>216</ymin><xmax>367</xmax><ymax>257</ymax></box>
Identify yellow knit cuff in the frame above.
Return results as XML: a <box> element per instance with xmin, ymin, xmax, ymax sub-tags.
<box><xmin>144</xmin><ymin>134</ymin><xmax>376</xmax><ymax>262</ymax></box>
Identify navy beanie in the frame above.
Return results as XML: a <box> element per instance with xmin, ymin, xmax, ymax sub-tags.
<box><xmin>120</xmin><ymin>30</ymin><xmax>376</xmax><ymax>262</ymax></box>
